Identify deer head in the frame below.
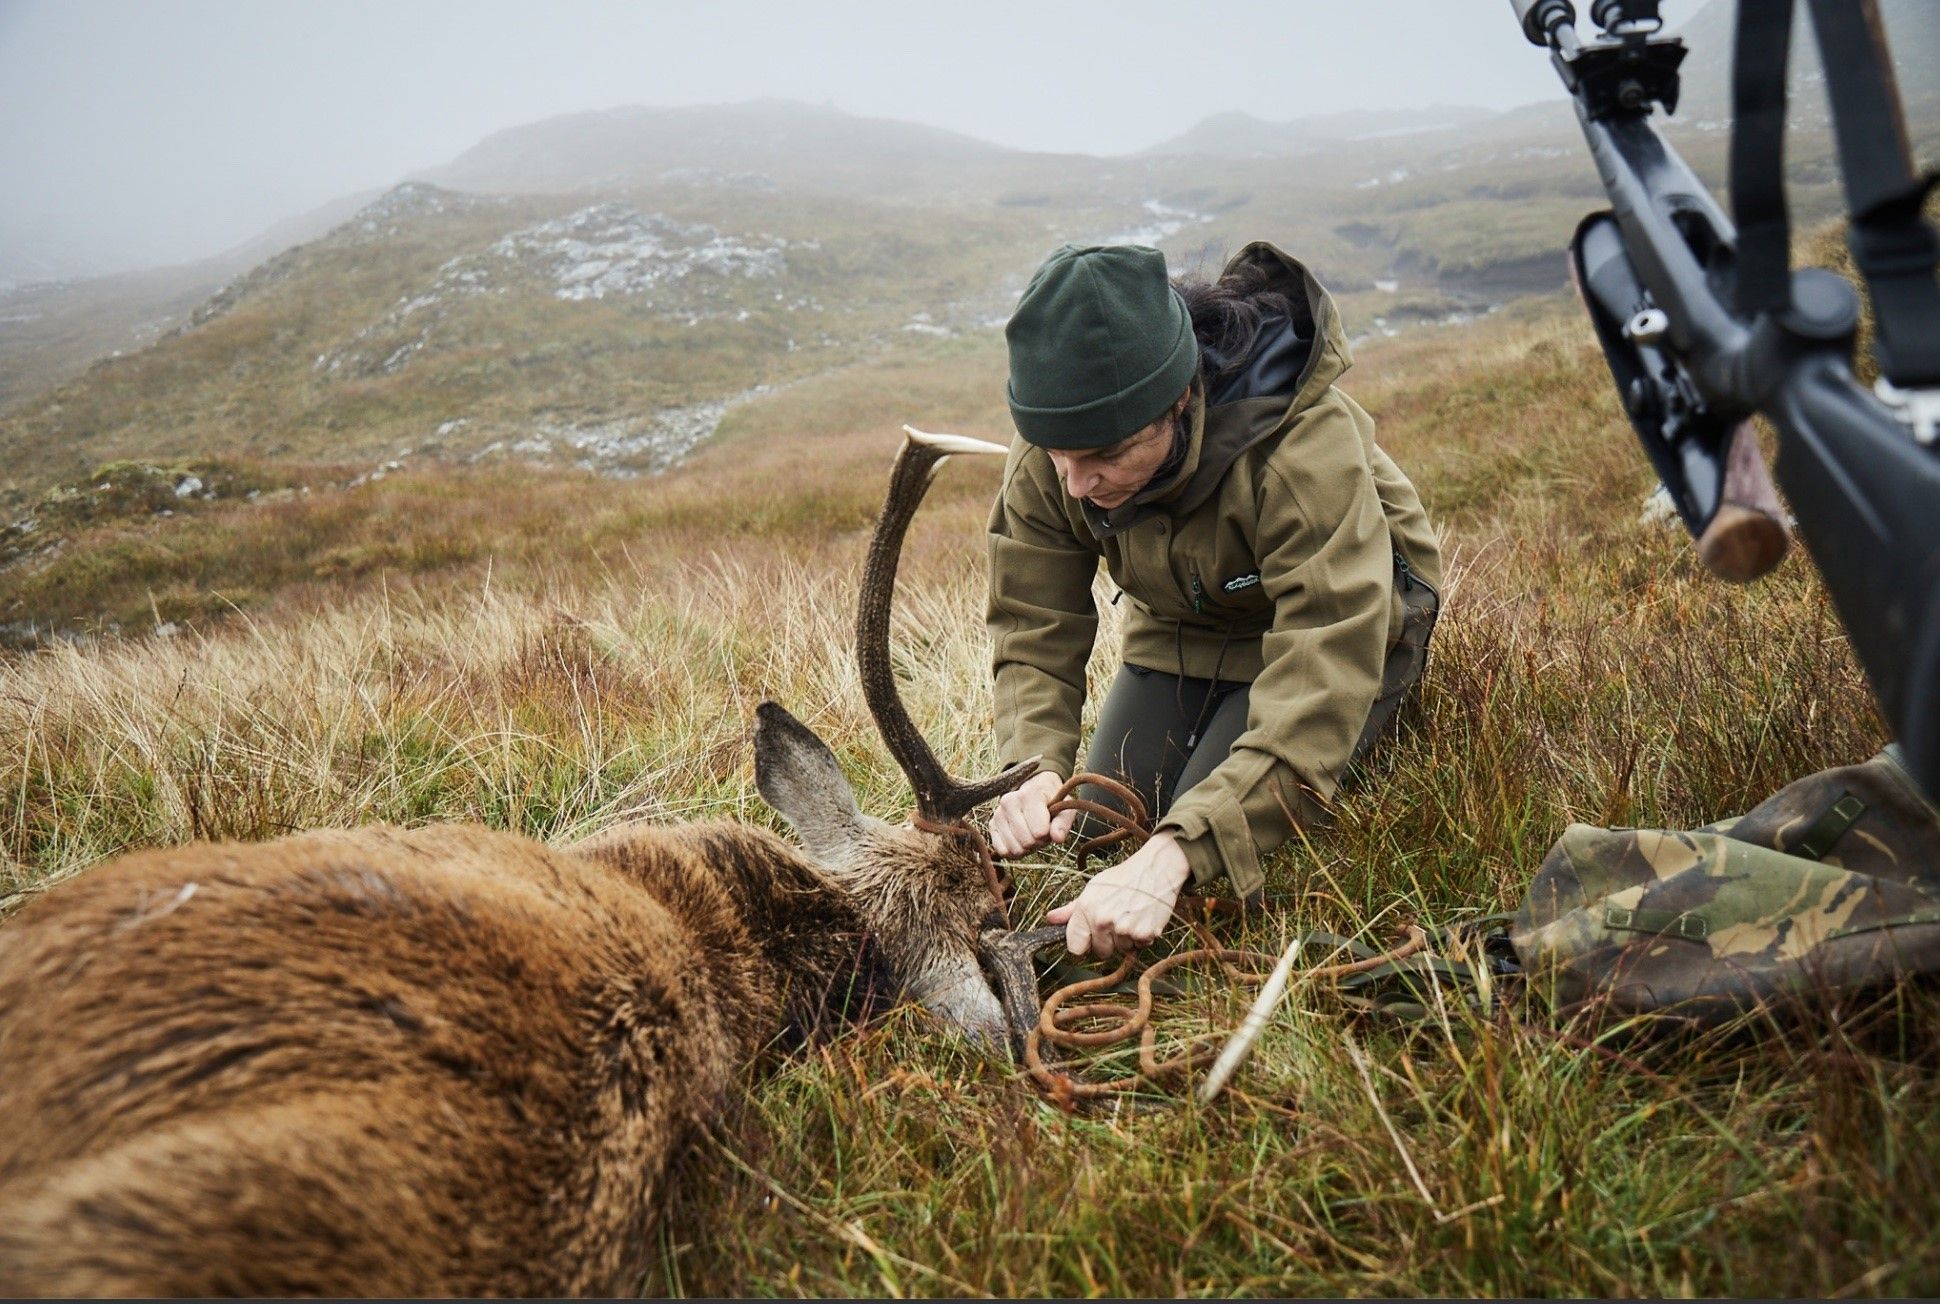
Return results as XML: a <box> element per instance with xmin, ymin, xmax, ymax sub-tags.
<box><xmin>754</xmin><ymin>426</ymin><xmax>1042</xmax><ymax>1046</ymax></box>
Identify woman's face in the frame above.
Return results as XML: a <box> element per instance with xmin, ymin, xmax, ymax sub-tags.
<box><xmin>1045</xmin><ymin>395</ymin><xmax>1188</xmax><ymax>511</ymax></box>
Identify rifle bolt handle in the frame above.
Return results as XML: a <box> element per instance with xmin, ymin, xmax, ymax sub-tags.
<box><xmin>1625</xmin><ymin>308</ymin><xmax>1670</xmax><ymax>346</ymax></box>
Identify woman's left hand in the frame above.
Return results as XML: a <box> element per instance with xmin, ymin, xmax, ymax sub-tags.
<box><xmin>1045</xmin><ymin>832</ymin><xmax>1193</xmax><ymax>957</ymax></box>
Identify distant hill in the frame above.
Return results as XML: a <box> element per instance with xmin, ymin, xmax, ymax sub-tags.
<box><xmin>1146</xmin><ymin>0</ymin><xmax>1935</xmax><ymax>165</ymax></box>
<box><xmin>0</xmin><ymin>172</ymin><xmax>1071</xmax><ymax>500</ymax></box>
<box><xmin>420</xmin><ymin>99</ymin><xmax>1038</xmax><ymax>200</ymax></box>
<box><xmin>1669</xmin><ymin>0</ymin><xmax>1939</xmax><ymax>126</ymax></box>
<box><xmin>1142</xmin><ymin>106</ymin><xmax>1499</xmax><ymax>159</ymax></box>
<box><xmin>0</xmin><ymin>187</ymin><xmax>384</xmax><ymax>413</ymax></box>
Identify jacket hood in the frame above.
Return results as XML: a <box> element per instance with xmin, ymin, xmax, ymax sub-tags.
<box><xmin>1207</xmin><ymin>240</ymin><xmax>1354</xmax><ymax>416</ymax></box>
<box><xmin>1082</xmin><ymin>241</ymin><xmax>1354</xmax><ymax>537</ymax></box>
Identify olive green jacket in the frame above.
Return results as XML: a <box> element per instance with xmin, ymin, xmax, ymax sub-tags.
<box><xmin>985</xmin><ymin>242</ymin><xmax>1442</xmax><ymax>898</ymax></box>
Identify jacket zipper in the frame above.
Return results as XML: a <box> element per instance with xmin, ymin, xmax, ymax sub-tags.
<box><xmin>1395</xmin><ymin>550</ymin><xmax>1415</xmax><ymax>593</ymax></box>
<box><xmin>1189</xmin><ymin>568</ymin><xmax>1205</xmax><ymax>615</ymax></box>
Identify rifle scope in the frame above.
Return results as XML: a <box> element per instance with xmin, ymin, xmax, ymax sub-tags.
<box><xmin>1512</xmin><ymin>0</ymin><xmax>1576</xmax><ymax>46</ymax></box>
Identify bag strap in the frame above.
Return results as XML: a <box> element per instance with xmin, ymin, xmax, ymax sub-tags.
<box><xmin>1330</xmin><ymin>916</ymin><xmax>1522</xmax><ymax>1023</ymax></box>
<box><xmin>1792</xmin><ymin>790</ymin><xmax>1868</xmax><ymax>861</ymax></box>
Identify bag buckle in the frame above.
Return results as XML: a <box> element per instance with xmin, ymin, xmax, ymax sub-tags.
<box><xmin>1603</xmin><ymin>905</ymin><xmax>1709</xmax><ymax>939</ymax></box>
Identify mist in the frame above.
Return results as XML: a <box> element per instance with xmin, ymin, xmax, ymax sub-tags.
<box><xmin>0</xmin><ymin>0</ymin><xmax>1711</xmax><ymax>283</ymax></box>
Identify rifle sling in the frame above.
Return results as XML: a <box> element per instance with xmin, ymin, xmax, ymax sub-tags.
<box><xmin>1729</xmin><ymin>0</ymin><xmax>1795</xmax><ymax>318</ymax></box>
<box><xmin>1804</xmin><ymin>0</ymin><xmax>1940</xmax><ymax>387</ymax></box>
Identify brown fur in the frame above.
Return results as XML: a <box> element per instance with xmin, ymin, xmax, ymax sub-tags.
<box><xmin>0</xmin><ymin>801</ymin><xmax>1000</xmax><ymax>1295</ymax></box>
<box><xmin>0</xmin><ymin>434</ymin><xmax>1033</xmax><ymax>1296</ymax></box>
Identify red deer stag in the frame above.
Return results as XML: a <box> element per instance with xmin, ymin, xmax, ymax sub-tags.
<box><xmin>0</xmin><ymin>428</ymin><xmax>1040</xmax><ymax>1297</ymax></box>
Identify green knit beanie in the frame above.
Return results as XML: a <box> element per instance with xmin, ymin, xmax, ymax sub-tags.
<box><xmin>1005</xmin><ymin>244</ymin><xmax>1200</xmax><ymax>449</ymax></box>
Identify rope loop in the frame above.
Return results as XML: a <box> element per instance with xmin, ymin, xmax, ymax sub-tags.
<box><xmin>1016</xmin><ymin>771</ymin><xmax>1429</xmax><ymax>1100</ymax></box>
<box><xmin>912</xmin><ymin>770</ymin><xmax>1432</xmax><ymax>1100</ymax></box>
<box><xmin>1024</xmin><ymin>924</ymin><xmax>1431</xmax><ymax>1099</ymax></box>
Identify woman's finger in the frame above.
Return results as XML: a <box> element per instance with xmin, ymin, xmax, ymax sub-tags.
<box><xmin>1089</xmin><ymin>913</ymin><xmax>1117</xmax><ymax>959</ymax></box>
<box><xmin>1022</xmin><ymin>796</ymin><xmax>1050</xmax><ymax>844</ymax></box>
<box><xmin>1063</xmin><ymin>901</ymin><xmax>1092</xmax><ymax>955</ymax></box>
<box><xmin>991</xmin><ymin>800</ymin><xmax>1027</xmax><ymax>857</ymax></box>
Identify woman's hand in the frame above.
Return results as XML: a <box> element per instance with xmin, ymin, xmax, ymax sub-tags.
<box><xmin>1045</xmin><ymin>832</ymin><xmax>1191</xmax><ymax>957</ymax></box>
<box><xmin>988</xmin><ymin>770</ymin><xmax>1076</xmax><ymax>859</ymax></box>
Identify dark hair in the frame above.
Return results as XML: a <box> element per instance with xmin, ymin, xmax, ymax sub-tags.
<box><xmin>1173</xmin><ymin>262</ymin><xmax>1295</xmax><ymax>384</ymax></box>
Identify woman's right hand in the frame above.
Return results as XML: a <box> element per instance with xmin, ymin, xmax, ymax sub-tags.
<box><xmin>988</xmin><ymin>770</ymin><xmax>1077</xmax><ymax>858</ymax></box>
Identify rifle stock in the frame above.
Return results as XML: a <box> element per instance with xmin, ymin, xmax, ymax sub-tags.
<box><xmin>1771</xmin><ymin>357</ymin><xmax>1940</xmax><ymax>777</ymax></box>
<box><xmin>1569</xmin><ymin>212</ymin><xmax>1790</xmax><ymax>581</ymax></box>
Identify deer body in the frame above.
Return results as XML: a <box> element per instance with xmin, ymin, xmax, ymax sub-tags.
<box><xmin>0</xmin><ymin>431</ymin><xmax>1045</xmax><ymax>1296</ymax></box>
<box><xmin>0</xmin><ymin>813</ymin><xmax>903</xmax><ymax>1295</ymax></box>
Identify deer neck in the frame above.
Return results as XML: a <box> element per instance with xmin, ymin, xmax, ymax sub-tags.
<box><xmin>572</xmin><ymin>822</ymin><xmax>896</xmax><ymax>1051</ymax></box>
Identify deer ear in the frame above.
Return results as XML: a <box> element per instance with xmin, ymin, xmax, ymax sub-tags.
<box><xmin>753</xmin><ymin>701</ymin><xmax>867</xmax><ymax>860</ymax></box>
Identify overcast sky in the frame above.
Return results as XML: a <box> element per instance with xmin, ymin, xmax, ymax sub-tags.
<box><xmin>0</xmin><ymin>0</ymin><xmax>1709</xmax><ymax>280</ymax></box>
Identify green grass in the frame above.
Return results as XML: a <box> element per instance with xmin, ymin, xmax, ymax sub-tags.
<box><xmin>4</xmin><ymin>288</ymin><xmax>1936</xmax><ymax>1295</ymax></box>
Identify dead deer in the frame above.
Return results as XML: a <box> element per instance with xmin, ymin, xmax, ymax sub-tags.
<box><xmin>0</xmin><ymin>428</ymin><xmax>1045</xmax><ymax>1297</ymax></box>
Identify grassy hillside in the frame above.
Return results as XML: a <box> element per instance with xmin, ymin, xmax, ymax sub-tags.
<box><xmin>0</xmin><ymin>264</ymin><xmax>232</xmax><ymax>412</ymax></box>
<box><xmin>9</xmin><ymin>27</ymin><xmax>1935</xmax><ymax>467</ymax></box>
<box><xmin>0</xmin><ymin>184</ymin><xmax>1057</xmax><ymax>503</ymax></box>
<box><xmin>5</xmin><ymin>292</ymin><xmax>1933</xmax><ymax>1294</ymax></box>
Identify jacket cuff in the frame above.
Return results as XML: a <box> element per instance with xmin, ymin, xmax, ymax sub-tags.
<box><xmin>997</xmin><ymin>724</ymin><xmax>1078</xmax><ymax>783</ymax></box>
<box><xmin>1158</xmin><ymin>800</ymin><xmax>1265</xmax><ymax>900</ymax></box>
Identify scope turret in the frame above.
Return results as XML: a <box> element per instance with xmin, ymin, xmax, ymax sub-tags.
<box><xmin>1511</xmin><ymin>0</ymin><xmax>1577</xmax><ymax>45</ymax></box>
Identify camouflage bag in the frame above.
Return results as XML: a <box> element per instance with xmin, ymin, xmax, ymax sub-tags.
<box><xmin>1510</xmin><ymin>746</ymin><xmax>1940</xmax><ymax>1027</ymax></box>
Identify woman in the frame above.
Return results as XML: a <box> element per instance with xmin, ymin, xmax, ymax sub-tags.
<box><xmin>984</xmin><ymin>240</ymin><xmax>1441</xmax><ymax>958</ymax></box>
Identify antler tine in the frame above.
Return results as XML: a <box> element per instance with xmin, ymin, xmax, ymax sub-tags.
<box><xmin>855</xmin><ymin>427</ymin><xmax>1041</xmax><ymax>821</ymax></box>
<box><xmin>979</xmin><ymin>924</ymin><xmax>1067</xmax><ymax>1059</ymax></box>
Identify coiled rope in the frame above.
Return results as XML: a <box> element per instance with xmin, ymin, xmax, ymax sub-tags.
<box><xmin>1021</xmin><ymin>772</ymin><xmax>1429</xmax><ymax>1100</ymax></box>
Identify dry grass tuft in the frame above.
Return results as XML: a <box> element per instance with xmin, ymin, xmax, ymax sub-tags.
<box><xmin>3</xmin><ymin>305</ymin><xmax>1932</xmax><ymax>1296</ymax></box>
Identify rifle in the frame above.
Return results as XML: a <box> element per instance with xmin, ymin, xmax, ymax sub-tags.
<box><xmin>1510</xmin><ymin>0</ymin><xmax>1940</xmax><ymax>798</ymax></box>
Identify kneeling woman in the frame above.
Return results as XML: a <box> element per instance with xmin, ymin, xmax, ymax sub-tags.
<box><xmin>985</xmin><ymin>241</ymin><xmax>1442</xmax><ymax>957</ymax></box>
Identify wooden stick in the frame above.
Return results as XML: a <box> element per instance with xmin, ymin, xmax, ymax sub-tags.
<box><xmin>1696</xmin><ymin>420</ymin><xmax>1790</xmax><ymax>582</ymax></box>
<box><xmin>1196</xmin><ymin>935</ymin><xmax>1305</xmax><ymax>1105</ymax></box>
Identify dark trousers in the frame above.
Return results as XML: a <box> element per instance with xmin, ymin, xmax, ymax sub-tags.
<box><xmin>1081</xmin><ymin>664</ymin><xmax>1252</xmax><ymax>825</ymax></box>
<box><xmin>1078</xmin><ymin>563</ymin><xmax>1439</xmax><ymax>835</ymax></box>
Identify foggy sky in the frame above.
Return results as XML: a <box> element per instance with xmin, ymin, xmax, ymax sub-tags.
<box><xmin>0</xmin><ymin>0</ymin><xmax>1707</xmax><ymax>281</ymax></box>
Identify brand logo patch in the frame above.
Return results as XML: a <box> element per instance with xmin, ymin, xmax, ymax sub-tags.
<box><xmin>1222</xmin><ymin>571</ymin><xmax>1262</xmax><ymax>593</ymax></box>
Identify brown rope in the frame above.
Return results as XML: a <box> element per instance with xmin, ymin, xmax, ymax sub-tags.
<box><xmin>1024</xmin><ymin>927</ymin><xmax>1432</xmax><ymax>1098</ymax></box>
<box><xmin>912</xmin><ymin>810</ymin><xmax>1011</xmax><ymax>928</ymax></box>
<box><xmin>1019</xmin><ymin>771</ymin><xmax>1431</xmax><ymax>1099</ymax></box>
<box><xmin>1048</xmin><ymin>773</ymin><xmax>1149</xmax><ymax>877</ymax></box>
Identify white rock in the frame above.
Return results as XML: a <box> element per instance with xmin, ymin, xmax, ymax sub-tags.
<box><xmin>1639</xmin><ymin>485</ymin><xmax>1679</xmax><ymax>528</ymax></box>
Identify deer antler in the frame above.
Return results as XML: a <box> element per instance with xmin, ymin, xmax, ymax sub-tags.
<box><xmin>855</xmin><ymin>425</ymin><xmax>1041</xmax><ymax>822</ymax></box>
